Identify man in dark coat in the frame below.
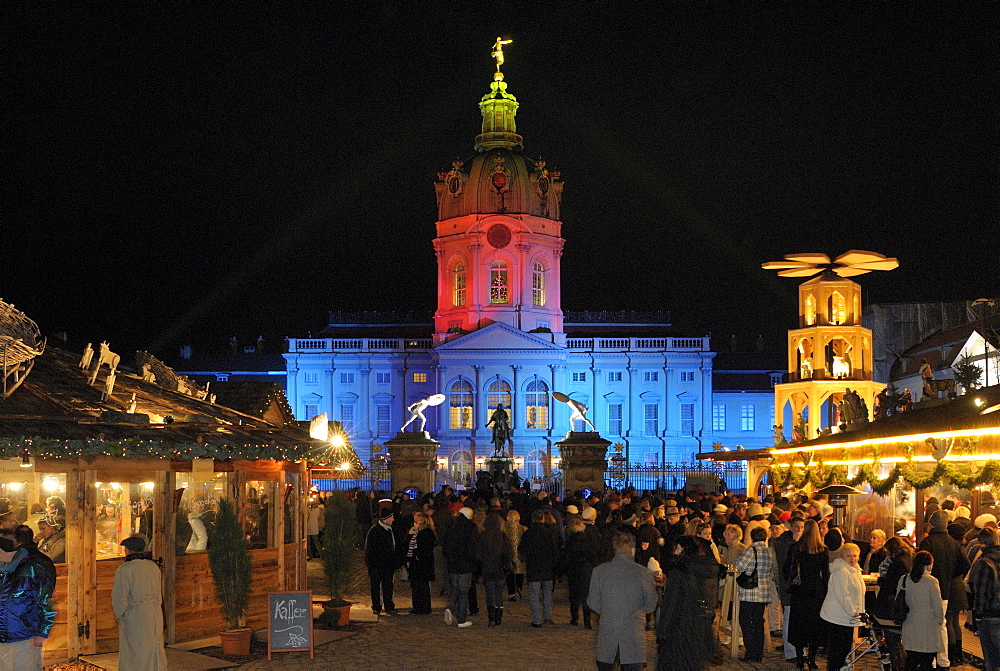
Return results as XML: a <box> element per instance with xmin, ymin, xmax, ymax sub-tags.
<box><xmin>920</xmin><ymin>509</ymin><xmax>971</xmax><ymax>667</ymax></box>
<box><xmin>659</xmin><ymin>506</ymin><xmax>685</xmax><ymax>551</ymax></box>
<box><xmin>443</xmin><ymin>507</ymin><xmax>477</xmax><ymax>627</ymax></box>
<box><xmin>773</xmin><ymin>516</ymin><xmax>804</xmax><ymax>662</ymax></box>
<box><xmin>563</xmin><ymin>517</ymin><xmax>601</xmax><ymax>628</ymax></box>
<box><xmin>519</xmin><ymin>509</ymin><xmax>559</xmax><ymax>626</ymax></box>
<box><xmin>364</xmin><ymin>507</ymin><xmax>401</xmax><ymax>616</ymax></box>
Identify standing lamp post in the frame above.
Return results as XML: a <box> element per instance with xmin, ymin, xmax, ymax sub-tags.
<box><xmin>818</xmin><ymin>483</ymin><xmax>864</xmax><ymax>529</ymax></box>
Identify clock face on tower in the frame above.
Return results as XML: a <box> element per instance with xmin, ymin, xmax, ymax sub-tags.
<box><xmin>486</xmin><ymin>224</ymin><xmax>512</xmax><ymax>249</ymax></box>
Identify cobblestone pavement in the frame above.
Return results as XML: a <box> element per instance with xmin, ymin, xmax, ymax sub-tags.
<box><xmin>235</xmin><ymin>552</ymin><xmax>912</xmax><ymax>671</ymax></box>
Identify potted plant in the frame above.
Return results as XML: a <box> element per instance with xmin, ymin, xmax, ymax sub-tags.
<box><xmin>319</xmin><ymin>493</ymin><xmax>358</xmax><ymax>627</ymax></box>
<box><xmin>208</xmin><ymin>498</ymin><xmax>254</xmax><ymax>655</ymax></box>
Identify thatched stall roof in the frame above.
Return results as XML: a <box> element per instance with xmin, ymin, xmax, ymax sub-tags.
<box><xmin>0</xmin><ymin>347</ymin><xmax>349</xmax><ymax>463</ymax></box>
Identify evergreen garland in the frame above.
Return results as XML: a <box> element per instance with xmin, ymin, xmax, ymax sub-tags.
<box><xmin>773</xmin><ymin>459</ymin><xmax>1000</xmax><ymax>496</ymax></box>
<box><xmin>0</xmin><ymin>436</ymin><xmax>308</xmax><ymax>463</ymax></box>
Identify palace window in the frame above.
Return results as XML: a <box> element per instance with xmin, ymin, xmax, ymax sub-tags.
<box><xmin>339</xmin><ymin>404</ymin><xmax>355</xmax><ymax>433</ymax></box>
<box><xmin>340</xmin><ymin>372</ymin><xmax>355</xmax><ymax>384</ymax></box>
<box><xmin>490</xmin><ymin>260</ymin><xmax>508</xmax><ymax>304</ymax></box>
<box><xmin>608</xmin><ymin>371</ymin><xmax>622</xmax><ymax>383</ymax></box>
<box><xmin>643</xmin><ymin>404</ymin><xmax>659</xmax><ymax>437</ymax></box>
<box><xmin>449</xmin><ymin>380</ymin><xmax>473</xmax><ymax>429</ymax></box>
<box><xmin>680</xmin><ymin>371</ymin><xmax>695</xmax><ymax>382</ymax></box>
<box><xmin>524</xmin><ymin>449</ymin><xmax>547</xmax><ymax>480</ymax></box>
<box><xmin>412</xmin><ymin>372</ymin><xmax>427</xmax><ymax>383</ymax></box>
<box><xmin>741</xmin><ymin>404</ymin><xmax>755</xmax><ymax>431</ymax></box>
<box><xmin>304</xmin><ymin>371</ymin><xmax>318</xmax><ymax>385</ymax></box>
<box><xmin>376</xmin><ymin>372</ymin><xmax>390</xmax><ymax>384</ymax></box>
<box><xmin>303</xmin><ymin>403</ymin><xmax>319</xmax><ymax>420</ymax></box>
<box><xmin>450</xmin><ymin>450</ymin><xmax>473</xmax><ymax>483</ymax></box>
<box><xmin>712</xmin><ymin>404</ymin><xmax>726</xmax><ymax>431</ymax></box>
<box><xmin>525</xmin><ymin>379</ymin><xmax>549</xmax><ymax>429</ymax></box>
<box><xmin>377</xmin><ymin>404</ymin><xmax>390</xmax><ymax>436</ymax></box>
<box><xmin>608</xmin><ymin>403</ymin><xmax>622</xmax><ymax>436</ymax></box>
<box><xmin>571</xmin><ymin>371</ymin><xmax>587</xmax><ymax>383</ymax></box>
<box><xmin>487</xmin><ymin>379</ymin><xmax>512</xmax><ymax>411</ymax></box>
<box><xmin>644</xmin><ymin>371</ymin><xmax>659</xmax><ymax>383</ymax></box>
<box><xmin>681</xmin><ymin>403</ymin><xmax>695</xmax><ymax>436</ymax></box>
<box><xmin>453</xmin><ymin>263</ymin><xmax>466</xmax><ymax>307</ymax></box>
<box><xmin>532</xmin><ymin>263</ymin><xmax>545</xmax><ymax>306</ymax></box>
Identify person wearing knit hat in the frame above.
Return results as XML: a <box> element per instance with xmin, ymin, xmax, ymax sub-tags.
<box><xmin>444</xmin><ymin>503</ymin><xmax>478</xmax><ymax>627</ymax></box>
<box><xmin>713</xmin><ymin>503</ymin><xmax>728</xmax><ymax>514</ymax></box>
<box><xmin>928</xmin><ymin>509</ymin><xmax>950</xmax><ymax>530</ymax></box>
<box><xmin>112</xmin><ymin>532</ymin><xmax>168</xmax><ymax>669</ymax></box>
<box><xmin>746</xmin><ymin>503</ymin><xmax>765</xmax><ymax>520</ymax></box>
<box><xmin>365</xmin><ymin>505</ymin><xmax>401</xmax><ymax>616</ymax></box>
<box><xmin>975</xmin><ymin>513</ymin><xmax>997</xmax><ymax>529</ymax></box>
<box><xmin>920</xmin><ymin>506</ymin><xmax>972</xmax><ymax>667</ymax></box>
<box><xmin>565</xmin><ymin>504</ymin><xmax>579</xmax><ymax>516</ymax></box>
<box><xmin>948</xmin><ymin>506</ymin><xmax>974</xmax><ymax>541</ymax></box>
<box><xmin>581</xmin><ymin>507</ymin><xmax>597</xmax><ymax>523</ymax></box>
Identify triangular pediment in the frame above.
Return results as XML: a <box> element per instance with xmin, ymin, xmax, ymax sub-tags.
<box><xmin>435</xmin><ymin>322</ymin><xmax>564</xmax><ymax>351</ymax></box>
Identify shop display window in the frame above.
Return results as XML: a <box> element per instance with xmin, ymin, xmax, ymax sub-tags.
<box><xmin>245</xmin><ymin>479</ymin><xmax>277</xmax><ymax>549</ymax></box>
<box><xmin>175</xmin><ymin>472</ymin><xmax>230</xmax><ymax>555</ymax></box>
<box><xmin>1</xmin><ymin>470</ymin><xmax>68</xmax><ymax>564</ymax></box>
<box><xmin>95</xmin><ymin>480</ymin><xmax>156</xmax><ymax>559</ymax></box>
<box><xmin>283</xmin><ymin>472</ymin><xmax>298</xmax><ymax>545</ymax></box>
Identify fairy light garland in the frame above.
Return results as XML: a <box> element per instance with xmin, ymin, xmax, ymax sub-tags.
<box><xmin>772</xmin><ymin>459</ymin><xmax>1000</xmax><ymax>496</ymax></box>
<box><xmin>0</xmin><ymin>436</ymin><xmax>309</xmax><ymax>462</ymax></box>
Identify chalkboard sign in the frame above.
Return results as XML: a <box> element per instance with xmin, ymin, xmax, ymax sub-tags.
<box><xmin>267</xmin><ymin>591</ymin><xmax>314</xmax><ymax>660</ymax></box>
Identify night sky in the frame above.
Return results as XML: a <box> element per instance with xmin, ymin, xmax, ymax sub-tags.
<box><xmin>8</xmin><ymin>3</ymin><xmax>998</xmax><ymax>359</ymax></box>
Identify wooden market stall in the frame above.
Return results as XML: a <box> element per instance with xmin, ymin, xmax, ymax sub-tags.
<box><xmin>767</xmin><ymin>385</ymin><xmax>1000</xmax><ymax>541</ymax></box>
<box><xmin>0</xmin><ymin>347</ymin><xmax>335</xmax><ymax>664</ymax></box>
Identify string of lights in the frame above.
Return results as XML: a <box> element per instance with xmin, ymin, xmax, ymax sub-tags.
<box><xmin>0</xmin><ymin>436</ymin><xmax>310</xmax><ymax>462</ymax></box>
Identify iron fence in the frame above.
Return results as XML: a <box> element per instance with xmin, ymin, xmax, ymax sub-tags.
<box><xmin>607</xmin><ymin>462</ymin><xmax>747</xmax><ymax>494</ymax></box>
<box><xmin>311</xmin><ymin>475</ymin><xmax>390</xmax><ymax>494</ymax></box>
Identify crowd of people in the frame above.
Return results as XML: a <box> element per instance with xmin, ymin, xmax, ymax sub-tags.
<box><xmin>338</xmin><ymin>484</ymin><xmax>1000</xmax><ymax>671</ymax></box>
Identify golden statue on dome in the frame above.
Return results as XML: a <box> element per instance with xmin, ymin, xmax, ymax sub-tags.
<box><xmin>491</xmin><ymin>37</ymin><xmax>512</xmax><ymax>79</ymax></box>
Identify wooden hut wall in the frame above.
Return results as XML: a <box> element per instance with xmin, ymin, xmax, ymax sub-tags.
<box><xmin>28</xmin><ymin>457</ymin><xmax>307</xmax><ymax>663</ymax></box>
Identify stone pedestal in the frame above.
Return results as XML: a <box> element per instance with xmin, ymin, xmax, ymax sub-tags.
<box><xmin>384</xmin><ymin>431</ymin><xmax>440</xmax><ymax>496</ymax></box>
<box><xmin>557</xmin><ymin>431</ymin><xmax>612</xmax><ymax>495</ymax></box>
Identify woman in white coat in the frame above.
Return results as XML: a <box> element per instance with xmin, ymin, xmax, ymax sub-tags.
<box><xmin>820</xmin><ymin>542</ymin><xmax>866</xmax><ymax>671</ymax></box>
<box><xmin>901</xmin><ymin>550</ymin><xmax>946</xmax><ymax>670</ymax></box>
<box><xmin>112</xmin><ymin>533</ymin><xmax>168</xmax><ymax>670</ymax></box>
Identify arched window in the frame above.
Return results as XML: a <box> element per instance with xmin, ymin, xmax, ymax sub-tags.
<box><xmin>525</xmin><ymin>378</ymin><xmax>549</xmax><ymax>429</ymax></box>
<box><xmin>532</xmin><ymin>262</ymin><xmax>545</xmax><ymax>306</ymax></box>
<box><xmin>449</xmin><ymin>380</ymin><xmax>473</xmax><ymax>429</ymax></box>
<box><xmin>490</xmin><ymin>260</ymin><xmax>508</xmax><ymax>304</ymax></box>
<box><xmin>804</xmin><ymin>295</ymin><xmax>816</xmax><ymax>325</ymax></box>
<box><xmin>524</xmin><ymin>449</ymin><xmax>547</xmax><ymax>480</ymax></box>
<box><xmin>450</xmin><ymin>450</ymin><xmax>473</xmax><ymax>485</ymax></box>
<box><xmin>453</xmin><ymin>263</ymin><xmax>466</xmax><ymax>307</ymax></box>
<box><xmin>829</xmin><ymin>292</ymin><xmax>846</xmax><ymax>325</ymax></box>
<box><xmin>487</xmin><ymin>378</ymin><xmax>511</xmax><ymax>411</ymax></box>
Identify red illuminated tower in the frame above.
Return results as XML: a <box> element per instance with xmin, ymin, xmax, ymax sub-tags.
<box><xmin>432</xmin><ymin>60</ymin><xmax>565</xmax><ymax>345</ymax></box>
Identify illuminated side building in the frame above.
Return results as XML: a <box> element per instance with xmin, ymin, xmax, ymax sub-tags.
<box><xmin>764</xmin><ymin>251</ymin><xmax>897</xmax><ymax>439</ymax></box>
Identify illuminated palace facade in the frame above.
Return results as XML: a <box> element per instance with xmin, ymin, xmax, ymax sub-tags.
<box><xmin>284</xmin><ymin>66</ymin><xmax>777</xmax><ymax>483</ymax></box>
